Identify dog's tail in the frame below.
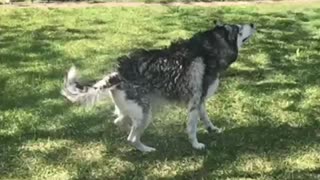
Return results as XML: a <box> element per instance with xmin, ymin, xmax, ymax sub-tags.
<box><xmin>61</xmin><ymin>66</ymin><xmax>121</xmax><ymax>106</ymax></box>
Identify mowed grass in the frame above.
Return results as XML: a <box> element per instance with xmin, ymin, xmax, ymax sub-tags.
<box><xmin>1</xmin><ymin>3</ymin><xmax>320</xmax><ymax>180</ymax></box>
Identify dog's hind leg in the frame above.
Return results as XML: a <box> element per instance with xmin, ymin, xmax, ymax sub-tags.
<box><xmin>127</xmin><ymin>119</ymin><xmax>155</xmax><ymax>152</ymax></box>
<box><xmin>110</xmin><ymin>88</ymin><xmax>155</xmax><ymax>152</ymax></box>
<box><xmin>127</xmin><ymin>104</ymin><xmax>155</xmax><ymax>153</ymax></box>
<box><xmin>200</xmin><ymin>103</ymin><xmax>222</xmax><ymax>133</ymax></box>
<box><xmin>114</xmin><ymin>105</ymin><xmax>121</xmax><ymax>116</ymax></box>
<box><xmin>114</xmin><ymin>114</ymin><xmax>131</xmax><ymax>132</ymax></box>
<box><xmin>113</xmin><ymin>104</ymin><xmax>131</xmax><ymax>132</ymax></box>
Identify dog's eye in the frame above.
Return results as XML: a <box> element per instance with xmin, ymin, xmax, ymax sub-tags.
<box><xmin>239</xmin><ymin>32</ymin><xmax>243</xmax><ymax>36</ymax></box>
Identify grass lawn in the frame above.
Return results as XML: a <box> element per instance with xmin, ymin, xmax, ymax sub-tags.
<box><xmin>0</xmin><ymin>0</ymin><xmax>301</xmax><ymax>4</ymax></box>
<box><xmin>1</xmin><ymin>3</ymin><xmax>320</xmax><ymax>180</ymax></box>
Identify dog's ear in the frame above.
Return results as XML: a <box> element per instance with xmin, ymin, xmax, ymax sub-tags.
<box><xmin>214</xmin><ymin>20</ymin><xmax>223</xmax><ymax>27</ymax></box>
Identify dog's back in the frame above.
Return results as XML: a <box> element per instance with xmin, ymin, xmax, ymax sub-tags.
<box><xmin>116</xmin><ymin>30</ymin><xmax>225</xmax><ymax>102</ymax></box>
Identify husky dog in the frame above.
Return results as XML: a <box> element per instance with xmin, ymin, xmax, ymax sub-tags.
<box><xmin>62</xmin><ymin>22</ymin><xmax>256</xmax><ymax>152</ymax></box>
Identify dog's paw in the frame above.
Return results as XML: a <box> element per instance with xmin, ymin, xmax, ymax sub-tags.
<box><xmin>207</xmin><ymin>126</ymin><xmax>223</xmax><ymax>134</ymax></box>
<box><xmin>136</xmin><ymin>144</ymin><xmax>156</xmax><ymax>153</ymax></box>
<box><xmin>192</xmin><ymin>142</ymin><xmax>206</xmax><ymax>150</ymax></box>
<box><xmin>141</xmin><ymin>146</ymin><xmax>156</xmax><ymax>153</ymax></box>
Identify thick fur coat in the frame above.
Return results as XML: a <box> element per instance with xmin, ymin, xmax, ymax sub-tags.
<box><xmin>62</xmin><ymin>23</ymin><xmax>256</xmax><ymax>152</ymax></box>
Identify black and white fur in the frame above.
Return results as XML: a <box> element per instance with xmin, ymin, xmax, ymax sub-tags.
<box><xmin>61</xmin><ymin>22</ymin><xmax>256</xmax><ymax>152</ymax></box>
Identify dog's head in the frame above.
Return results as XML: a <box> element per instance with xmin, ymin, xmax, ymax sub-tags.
<box><xmin>214</xmin><ymin>21</ymin><xmax>256</xmax><ymax>49</ymax></box>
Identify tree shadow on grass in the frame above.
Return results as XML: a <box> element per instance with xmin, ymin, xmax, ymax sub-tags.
<box><xmin>0</xmin><ymin>18</ymin><xmax>114</xmax><ymax>178</ymax></box>
<box><xmin>0</xmin><ymin>105</ymin><xmax>119</xmax><ymax>177</ymax></box>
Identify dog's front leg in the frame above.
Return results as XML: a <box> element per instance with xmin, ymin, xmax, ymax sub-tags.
<box><xmin>187</xmin><ymin>103</ymin><xmax>205</xmax><ymax>150</ymax></box>
<box><xmin>200</xmin><ymin>103</ymin><xmax>223</xmax><ymax>133</ymax></box>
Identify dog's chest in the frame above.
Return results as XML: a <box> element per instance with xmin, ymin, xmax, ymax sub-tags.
<box><xmin>205</xmin><ymin>78</ymin><xmax>220</xmax><ymax>99</ymax></box>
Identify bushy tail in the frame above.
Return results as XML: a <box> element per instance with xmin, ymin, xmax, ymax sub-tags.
<box><xmin>61</xmin><ymin>66</ymin><xmax>121</xmax><ymax>106</ymax></box>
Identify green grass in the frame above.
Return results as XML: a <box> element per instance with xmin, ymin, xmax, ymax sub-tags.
<box><xmin>1</xmin><ymin>3</ymin><xmax>320</xmax><ymax>180</ymax></box>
